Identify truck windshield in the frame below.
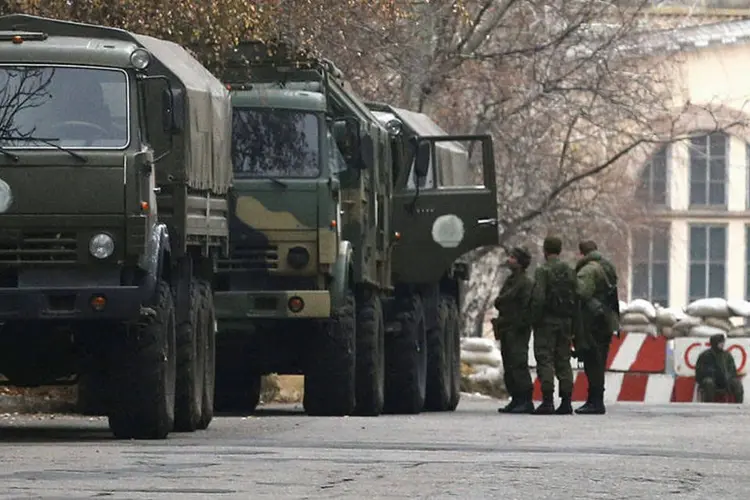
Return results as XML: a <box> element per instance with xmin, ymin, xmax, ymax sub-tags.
<box><xmin>232</xmin><ymin>108</ymin><xmax>320</xmax><ymax>178</ymax></box>
<box><xmin>0</xmin><ymin>65</ymin><xmax>129</xmax><ymax>149</ymax></box>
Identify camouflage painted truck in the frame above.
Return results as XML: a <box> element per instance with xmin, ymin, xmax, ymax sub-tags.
<box><xmin>0</xmin><ymin>14</ymin><xmax>231</xmax><ymax>439</ymax></box>
<box><xmin>213</xmin><ymin>42</ymin><xmax>499</xmax><ymax>416</ymax></box>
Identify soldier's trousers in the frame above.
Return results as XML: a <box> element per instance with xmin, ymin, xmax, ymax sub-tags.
<box><xmin>533</xmin><ymin>319</ymin><xmax>573</xmax><ymax>395</ymax></box>
<box><xmin>499</xmin><ymin>326</ymin><xmax>533</xmax><ymax>395</ymax></box>
<box><xmin>699</xmin><ymin>377</ymin><xmax>744</xmax><ymax>403</ymax></box>
<box><xmin>580</xmin><ymin>329</ymin><xmax>612</xmax><ymax>391</ymax></box>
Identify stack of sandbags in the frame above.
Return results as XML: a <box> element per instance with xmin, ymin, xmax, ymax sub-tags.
<box><xmin>459</xmin><ymin>337</ymin><xmax>507</xmax><ymax>399</ymax></box>
<box><xmin>619</xmin><ymin>299</ymin><xmax>659</xmax><ymax>337</ymax></box>
<box><xmin>675</xmin><ymin>298</ymin><xmax>750</xmax><ymax>338</ymax></box>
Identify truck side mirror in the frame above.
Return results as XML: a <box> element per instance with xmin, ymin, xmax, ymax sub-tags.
<box><xmin>333</xmin><ymin>117</ymin><xmax>367</xmax><ymax>169</ymax></box>
<box><xmin>414</xmin><ymin>141</ymin><xmax>430</xmax><ymax>178</ymax></box>
<box><xmin>359</xmin><ymin>134</ymin><xmax>374</xmax><ymax>170</ymax></box>
<box><xmin>161</xmin><ymin>88</ymin><xmax>185</xmax><ymax>133</ymax></box>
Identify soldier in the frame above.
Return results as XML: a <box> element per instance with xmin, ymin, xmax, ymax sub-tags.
<box><xmin>529</xmin><ymin>236</ymin><xmax>577</xmax><ymax>415</ymax></box>
<box><xmin>494</xmin><ymin>246</ymin><xmax>535</xmax><ymax>414</ymax></box>
<box><xmin>696</xmin><ymin>333</ymin><xmax>744</xmax><ymax>403</ymax></box>
<box><xmin>574</xmin><ymin>240</ymin><xmax>620</xmax><ymax>415</ymax></box>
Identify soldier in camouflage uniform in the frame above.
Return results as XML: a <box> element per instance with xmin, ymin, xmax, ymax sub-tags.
<box><xmin>494</xmin><ymin>246</ymin><xmax>535</xmax><ymax>414</ymax></box>
<box><xmin>529</xmin><ymin>236</ymin><xmax>577</xmax><ymax>415</ymax></box>
<box><xmin>574</xmin><ymin>240</ymin><xmax>620</xmax><ymax>415</ymax></box>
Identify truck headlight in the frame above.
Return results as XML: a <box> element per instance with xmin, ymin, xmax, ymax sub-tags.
<box><xmin>89</xmin><ymin>233</ymin><xmax>114</xmax><ymax>259</ymax></box>
<box><xmin>130</xmin><ymin>48</ymin><xmax>151</xmax><ymax>70</ymax></box>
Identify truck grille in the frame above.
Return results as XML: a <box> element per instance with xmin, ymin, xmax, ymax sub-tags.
<box><xmin>218</xmin><ymin>244</ymin><xmax>279</xmax><ymax>271</ymax></box>
<box><xmin>0</xmin><ymin>231</ymin><xmax>78</xmax><ymax>264</ymax></box>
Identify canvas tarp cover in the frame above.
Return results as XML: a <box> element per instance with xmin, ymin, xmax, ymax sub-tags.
<box><xmin>134</xmin><ymin>34</ymin><xmax>232</xmax><ymax>195</ymax></box>
<box><xmin>380</xmin><ymin>107</ymin><xmax>473</xmax><ymax>187</ymax></box>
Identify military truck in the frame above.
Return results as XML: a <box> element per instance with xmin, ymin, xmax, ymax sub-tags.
<box><xmin>0</xmin><ymin>15</ymin><xmax>231</xmax><ymax>440</ymax></box>
<box><xmin>214</xmin><ymin>42</ymin><xmax>499</xmax><ymax>416</ymax></box>
<box><xmin>366</xmin><ymin>102</ymin><xmax>499</xmax><ymax>412</ymax></box>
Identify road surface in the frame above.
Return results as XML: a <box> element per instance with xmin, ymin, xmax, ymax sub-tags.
<box><xmin>0</xmin><ymin>395</ymin><xmax>747</xmax><ymax>499</ymax></box>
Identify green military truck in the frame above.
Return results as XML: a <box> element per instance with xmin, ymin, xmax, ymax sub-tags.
<box><xmin>0</xmin><ymin>15</ymin><xmax>231</xmax><ymax>439</ymax></box>
<box><xmin>214</xmin><ymin>42</ymin><xmax>498</xmax><ymax>416</ymax></box>
<box><xmin>366</xmin><ymin>102</ymin><xmax>499</xmax><ymax>412</ymax></box>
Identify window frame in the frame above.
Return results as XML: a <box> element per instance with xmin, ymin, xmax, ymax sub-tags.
<box><xmin>630</xmin><ymin>223</ymin><xmax>670</xmax><ymax>307</ymax></box>
<box><xmin>688</xmin><ymin>223</ymin><xmax>727</xmax><ymax>303</ymax></box>
<box><xmin>688</xmin><ymin>132</ymin><xmax>728</xmax><ymax>209</ymax></box>
<box><xmin>637</xmin><ymin>144</ymin><xmax>669</xmax><ymax>208</ymax></box>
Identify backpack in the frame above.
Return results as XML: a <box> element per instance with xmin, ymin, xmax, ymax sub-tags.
<box><xmin>595</xmin><ymin>259</ymin><xmax>620</xmax><ymax>318</ymax></box>
<box><xmin>546</xmin><ymin>262</ymin><xmax>577</xmax><ymax>317</ymax></box>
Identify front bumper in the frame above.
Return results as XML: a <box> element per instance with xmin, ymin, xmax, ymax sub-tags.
<box><xmin>0</xmin><ymin>286</ymin><xmax>143</xmax><ymax>321</ymax></box>
<box><xmin>214</xmin><ymin>290</ymin><xmax>331</xmax><ymax>320</ymax></box>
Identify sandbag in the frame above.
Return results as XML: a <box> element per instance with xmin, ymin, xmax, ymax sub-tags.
<box><xmin>673</xmin><ymin>315</ymin><xmax>702</xmax><ymax>332</ymax></box>
<box><xmin>689</xmin><ymin>324</ymin><xmax>728</xmax><ymax>338</ymax></box>
<box><xmin>620</xmin><ymin>312</ymin><xmax>651</xmax><ymax>326</ymax></box>
<box><xmin>460</xmin><ymin>337</ymin><xmax>497</xmax><ymax>353</ymax></box>
<box><xmin>619</xmin><ymin>300</ymin><xmax>628</xmax><ymax>313</ymax></box>
<box><xmin>623</xmin><ymin>323</ymin><xmax>658</xmax><ymax>337</ymax></box>
<box><xmin>626</xmin><ymin>299</ymin><xmax>657</xmax><ymax>319</ymax></box>
<box><xmin>661</xmin><ymin>327</ymin><xmax>683</xmax><ymax>339</ymax></box>
<box><xmin>703</xmin><ymin>317</ymin><xmax>733</xmax><ymax>332</ymax></box>
<box><xmin>685</xmin><ymin>297</ymin><xmax>731</xmax><ymax>318</ymax></box>
<box><xmin>461</xmin><ymin>348</ymin><xmax>502</xmax><ymax>367</ymax></box>
<box><xmin>727</xmin><ymin>326</ymin><xmax>750</xmax><ymax>338</ymax></box>
<box><xmin>654</xmin><ymin>307</ymin><xmax>683</xmax><ymax>327</ymax></box>
<box><xmin>728</xmin><ymin>299</ymin><xmax>750</xmax><ymax>318</ymax></box>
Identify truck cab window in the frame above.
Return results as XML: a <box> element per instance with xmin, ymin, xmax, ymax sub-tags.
<box><xmin>0</xmin><ymin>65</ymin><xmax>128</xmax><ymax>148</ymax></box>
<box><xmin>232</xmin><ymin>107</ymin><xmax>320</xmax><ymax>178</ymax></box>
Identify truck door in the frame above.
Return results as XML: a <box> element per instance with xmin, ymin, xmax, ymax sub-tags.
<box><xmin>391</xmin><ymin>135</ymin><xmax>498</xmax><ymax>284</ymax></box>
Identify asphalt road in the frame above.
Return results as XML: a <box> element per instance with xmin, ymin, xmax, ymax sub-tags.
<box><xmin>0</xmin><ymin>395</ymin><xmax>747</xmax><ymax>499</ymax></box>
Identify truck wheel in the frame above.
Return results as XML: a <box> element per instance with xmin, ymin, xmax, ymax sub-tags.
<box><xmin>424</xmin><ymin>295</ymin><xmax>453</xmax><ymax>411</ymax></box>
<box><xmin>384</xmin><ymin>293</ymin><xmax>427</xmax><ymax>414</ymax></box>
<box><xmin>108</xmin><ymin>279</ymin><xmax>177</xmax><ymax>440</ymax></box>
<box><xmin>196</xmin><ymin>279</ymin><xmax>216</xmax><ymax>429</ymax></box>
<box><xmin>354</xmin><ymin>291</ymin><xmax>385</xmax><ymax>416</ymax></box>
<box><xmin>445</xmin><ymin>297</ymin><xmax>461</xmax><ymax>411</ymax></box>
<box><xmin>304</xmin><ymin>288</ymin><xmax>356</xmax><ymax>416</ymax></box>
<box><xmin>174</xmin><ymin>278</ymin><xmax>205</xmax><ymax>432</ymax></box>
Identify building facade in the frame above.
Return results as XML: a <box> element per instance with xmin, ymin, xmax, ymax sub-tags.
<box><xmin>629</xmin><ymin>17</ymin><xmax>750</xmax><ymax>308</ymax></box>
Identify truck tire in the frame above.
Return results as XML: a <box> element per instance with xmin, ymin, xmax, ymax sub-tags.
<box><xmin>425</xmin><ymin>295</ymin><xmax>461</xmax><ymax>411</ymax></box>
<box><xmin>354</xmin><ymin>291</ymin><xmax>385</xmax><ymax>416</ymax></box>
<box><xmin>304</xmin><ymin>288</ymin><xmax>356</xmax><ymax>416</ymax></box>
<box><xmin>108</xmin><ymin>279</ymin><xmax>177</xmax><ymax>440</ymax></box>
<box><xmin>196</xmin><ymin>279</ymin><xmax>216</xmax><ymax>429</ymax></box>
<box><xmin>174</xmin><ymin>278</ymin><xmax>205</xmax><ymax>432</ymax></box>
<box><xmin>384</xmin><ymin>293</ymin><xmax>427</xmax><ymax>414</ymax></box>
<box><xmin>445</xmin><ymin>297</ymin><xmax>461</xmax><ymax>411</ymax></box>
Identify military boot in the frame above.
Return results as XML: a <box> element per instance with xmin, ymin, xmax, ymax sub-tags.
<box><xmin>509</xmin><ymin>390</ymin><xmax>535</xmax><ymax>414</ymax></box>
<box><xmin>532</xmin><ymin>391</ymin><xmax>555</xmax><ymax>415</ymax></box>
<box><xmin>498</xmin><ymin>394</ymin><xmax>518</xmax><ymax>413</ymax></box>
<box><xmin>575</xmin><ymin>387</ymin><xmax>605</xmax><ymax>415</ymax></box>
<box><xmin>555</xmin><ymin>392</ymin><xmax>573</xmax><ymax>415</ymax></box>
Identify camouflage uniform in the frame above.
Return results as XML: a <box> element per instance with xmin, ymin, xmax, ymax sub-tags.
<box><xmin>529</xmin><ymin>236</ymin><xmax>577</xmax><ymax>415</ymax></box>
<box><xmin>494</xmin><ymin>246</ymin><xmax>534</xmax><ymax>414</ymax></box>
<box><xmin>696</xmin><ymin>334</ymin><xmax>744</xmax><ymax>403</ymax></box>
<box><xmin>574</xmin><ymin>243</ymin><xmax>620</xmax><ymax>415</ymax></box>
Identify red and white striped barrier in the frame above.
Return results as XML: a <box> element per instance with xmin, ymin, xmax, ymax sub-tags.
<box><xmin>527</xmin><ymin>332</ymin><xmax>667</xmax><ymax>373</ymax></box>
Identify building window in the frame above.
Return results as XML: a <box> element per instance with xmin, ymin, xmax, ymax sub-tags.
<box><xmin>689</xmin><ymin>224</ymin><xmax>727</xmax><ymax>302</ymax></box>
<box><xmin>636</xmin><ymin>145</ymin><xmax>668</xmax><ymax>206</ymax></box>
<box><xmin>631</xmin><ymin>224</ymin><xmax>670</xmax><ymax>307</ymax></box>
<box><xmin>689</xmin><ymin>132</ymin><xmax>727</xmax><ymax>207</ymax></box>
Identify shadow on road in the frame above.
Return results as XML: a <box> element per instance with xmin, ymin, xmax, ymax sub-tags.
<box><xmin>0</xmin><ymin>424</ymin><xmax>115</xmax><ymax>443</ymax></box>
<box><xmin>216</xmin><ymin>405</ymin><xmax>306</xmax><ymax>418</ymax></box>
